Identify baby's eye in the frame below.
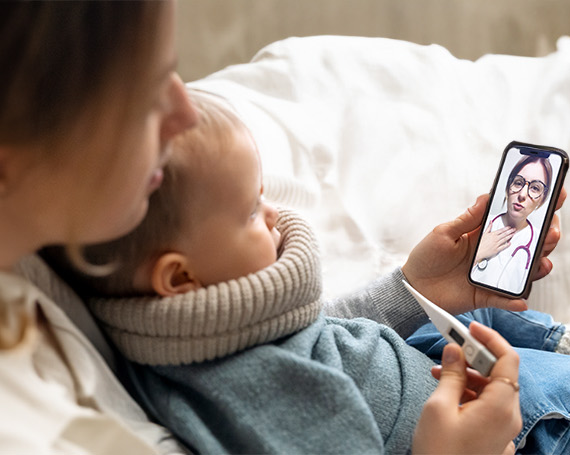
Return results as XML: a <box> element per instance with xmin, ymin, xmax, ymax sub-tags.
<box><xmin>249</xmin><ymin>209</ymin><xmax>258</xmax><ymax>220</ymax></box>
<box><xmin>249</xmin><ymin>198</ymin><xmax>262</xmax><ymax>220</ymax></box>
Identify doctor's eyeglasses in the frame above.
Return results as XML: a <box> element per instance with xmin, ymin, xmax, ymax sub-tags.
<box><xmin>509</xmin><ymin>175</ymin><xmax>547</xmax><ymax>200</ymax></box>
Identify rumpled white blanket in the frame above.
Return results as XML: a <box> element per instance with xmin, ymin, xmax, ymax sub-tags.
<box><xmin>189</xmin><ymin>35</ymin><xmax>570</xmax><ymax>322</ymax></box>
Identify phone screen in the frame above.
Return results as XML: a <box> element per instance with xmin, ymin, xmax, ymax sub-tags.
<box><xmin>469</xmin><ymin>142</ymin><xmax>568</xmax><ymax>298</ymax></box>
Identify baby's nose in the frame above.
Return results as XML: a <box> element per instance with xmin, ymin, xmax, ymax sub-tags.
<box><xmin>264</xmin><ymin>204</ymin><xmax>279</xmax><ymax>230</ymax></box>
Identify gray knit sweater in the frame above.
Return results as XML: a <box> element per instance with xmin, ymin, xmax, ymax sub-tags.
<box><xmin>90</xmin><ymin>210</ymin><xmax>323</xmax><ymax>365</ymax></box>
<box><xmin>90</xmin><ymin>212</ymin><xmax>438</xmax><ymax>454</ymax></box>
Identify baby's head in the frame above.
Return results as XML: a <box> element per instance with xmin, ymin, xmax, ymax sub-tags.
<box><xmin>44</xmin><ymin>89</ymin><xmax>281</xmax><ymax>297</ymax></box>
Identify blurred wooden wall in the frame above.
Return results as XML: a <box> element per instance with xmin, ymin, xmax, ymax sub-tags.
<box><xmin>176</xmin><ymin>0</ymin><xmax>570</xmax><ymax>82</ymax></box>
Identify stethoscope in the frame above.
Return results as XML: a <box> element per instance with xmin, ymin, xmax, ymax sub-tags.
<box><xmin>477</xmin><ymin>213</ymin><xmax>534</xmax><ymax>271</ymax></box>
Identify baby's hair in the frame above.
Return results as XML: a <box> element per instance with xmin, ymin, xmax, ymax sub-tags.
<box><xmin>42</xmin><ymin>89</ymin><xmax>250</xmax><ymax>297</ymax></box>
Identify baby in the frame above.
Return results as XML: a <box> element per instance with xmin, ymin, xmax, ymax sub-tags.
<box><xmin>90</xmin><ymin>90</ymin><xmax>283</xmax><ymax>297</ymax></box>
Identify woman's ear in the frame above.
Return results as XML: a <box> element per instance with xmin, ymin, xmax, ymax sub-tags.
<box><xmin>150</xmin><ymin>252</ymin><xmax>202</xmax><ymax>297</ymax></box>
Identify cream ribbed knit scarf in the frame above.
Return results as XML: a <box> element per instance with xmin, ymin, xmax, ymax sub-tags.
<box><xmin>89</xmin><ymin>210</ymin><xmax>322</xmax><ymax>366</ymax></box>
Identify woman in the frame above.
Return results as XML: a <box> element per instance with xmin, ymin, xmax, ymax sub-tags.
<box><xmin>0</xmin><ymin>2</ymin><xmax>561</xmax><ymax>454</ymax></box>
<box><xmin>1</xmin><ymin>2</ymin><xmax>198</xmax><ymax>453</ymax></box>
<box><xmin>472</xmin><ymin>156</ymin><xmax>552</xmax><ymax>294</ymax></box>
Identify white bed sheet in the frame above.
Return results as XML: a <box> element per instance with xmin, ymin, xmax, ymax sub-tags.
<box><xmin>189</xmin><ymin>35</ymin><xmax>570</xmax><ymax>322</ymax></box>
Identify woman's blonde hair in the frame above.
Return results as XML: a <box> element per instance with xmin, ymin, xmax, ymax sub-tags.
<box><xmin>0</xmin><ymin>1</ymin><xmax>170</xmax><ymax>349</ymax></box>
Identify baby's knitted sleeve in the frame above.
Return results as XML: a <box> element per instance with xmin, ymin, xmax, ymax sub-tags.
<box><xmin>323</xmin><ymin>267</ymin><xmax>429</xmax><ymax>339</ymax></box>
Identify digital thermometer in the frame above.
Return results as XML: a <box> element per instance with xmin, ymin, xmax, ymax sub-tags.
<box><xmin>402</xmin><ymin>280</ymin><xmax>497</xmax><ymax>376</ymax></box>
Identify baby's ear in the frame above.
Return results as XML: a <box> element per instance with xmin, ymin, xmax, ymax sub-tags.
<box><xmin>150</xmin><ymin>253</ymin><xmax>201</xmax><ymax>297</ymax></box>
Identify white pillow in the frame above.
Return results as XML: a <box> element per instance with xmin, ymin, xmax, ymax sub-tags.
<box><xmin>190</xmin><ymin>35</ymin><xmax>570</xmax><ymax>321</ymax></box>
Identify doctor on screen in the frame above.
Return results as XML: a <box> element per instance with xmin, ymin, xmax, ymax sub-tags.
<box><xmin>471</xmin><ymin>155</ymin><xmax>552</xmax><ymax>294</ymax></box>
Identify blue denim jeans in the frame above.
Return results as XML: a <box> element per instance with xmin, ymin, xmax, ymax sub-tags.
<box><xmin>406</xmin><ymin>308</ymin><xmax>570</xmax><ymax>454</ymax></box>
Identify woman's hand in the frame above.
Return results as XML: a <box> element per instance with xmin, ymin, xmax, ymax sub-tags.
<box><xmin>534</xmin><ymin>186</ymin><xmax>566</xmax><ymax>280</ymax></box>
<box><xmin>474</xmin><ymin>222</ymin><xmax>515</xmax><ymax>264</ymax></box>
<box><xmin>402</xmin><ymin>189</ymin><xmax>566</xmax><ymax>314</ymax></box>
<box><xmin>412</xmin><ymin>322</ymin><xmax>522</xmax><ymax>455</ymax></box>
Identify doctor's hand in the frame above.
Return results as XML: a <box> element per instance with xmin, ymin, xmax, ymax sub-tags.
<box><xmin>412</xmin><ymin>322</ymin><xmax>521</xmax><ymax>455</ymax></box>
<box><xmin>402</xmin><ymin>190</ymin><xmax>565</xmax><ymax>315</ymax></box>
<box><xmin>474</xmin><ymin>223</ymin><xmax>515</xmax><ymax>264</ymax></box>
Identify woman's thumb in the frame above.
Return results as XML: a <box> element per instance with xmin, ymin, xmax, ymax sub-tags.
<box><xmin>432</xmin><ymin>344</ymin><xmax>468</xmax><ymax>406</ymax></box>
<box><xmin>447</xmin><ymin>194</ymin><xmax>489</xmax><ymax>239</ymax></box>
<box><xmin>502</xmin><ymin>441</ymin><xmax>516</xmax><ymax>455</ymax></box>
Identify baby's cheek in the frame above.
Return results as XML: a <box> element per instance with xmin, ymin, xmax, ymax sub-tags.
<box><xmin>260</xmin><ymin>239</ymin><xmax>279</xmax><ymax>269</ymax></box>
<box><xmin>272</xmin><ymin>228</ymin><xmax>282</xmax><ymax>251</ymax></box>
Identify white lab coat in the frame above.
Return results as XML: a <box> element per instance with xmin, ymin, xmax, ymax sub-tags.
<box><xmin>471</xmin><ymin>215</ymin><xmax>537</xmax><ymax>295</ymax></box>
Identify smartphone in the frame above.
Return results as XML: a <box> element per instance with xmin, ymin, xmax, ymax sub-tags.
<box><xmin>468</xmin><ymin>141</ymin><xmax>568</xmax><ymax>299</ymax></box>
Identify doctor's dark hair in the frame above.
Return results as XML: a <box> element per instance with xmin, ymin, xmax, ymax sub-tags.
<box><xmin>505</xmin><ymin>156</ymin><xmax>553</xmax><ymax>208</ymax></box>
<box><xmin>0</xmin><ymin>1</ymin><xmax>166</xmax><ymax>149</ymax></box>
<box><xmin>42</xmin><ymin>90</ymin><xmax>249</xmax><ymax>298</ymax></box>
